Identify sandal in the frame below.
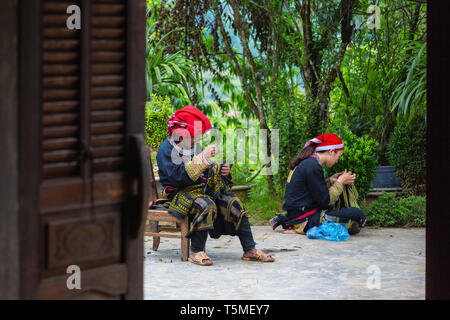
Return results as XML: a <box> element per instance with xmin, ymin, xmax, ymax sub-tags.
<box><xmin>242</xmin><ymin>249</ymin><xmax>275</xmax><ymax>262</ymax></box>
<box><xmin>270</xmin><ymin>216</ymin><xmax>282</xmax><ymax>230</ymax></box>
<box><xmin>188</xmin><ymin>251</ymin><xmax>213</xmax><ymax>266</ymax></box>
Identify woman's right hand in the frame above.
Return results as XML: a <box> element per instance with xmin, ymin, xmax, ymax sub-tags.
<box><xmin>201</xmin><ymin>144</ymin><xmax>216</xmax><ymax>159</ymax></box>
<box><xmin>337</xmin><ymin>170</ymin><xmax>356</xmax><ymax>185</ymax></box>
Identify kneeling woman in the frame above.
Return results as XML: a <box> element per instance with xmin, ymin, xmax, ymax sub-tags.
<box><xmin>156</xmin><ymin>106</ymin><xmax>274</xmax><ymax>265</ymax></box>
<box><xmin>271</xmin><ymin>133</ymin><xmax>366</xmax><ymax>235</ymax></box>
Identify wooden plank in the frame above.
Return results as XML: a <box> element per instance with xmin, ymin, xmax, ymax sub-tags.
<box><xmin>43</xmin><ymin>113</ymin><xmax>79</xmax><ymax>126</ymax></box>
<box><xmin>39</xmin><ymin>172</ymin><xmax>126</xmax><ymax>214</ymax></box>
<box><xmin>144</xmin><ymin>232</ymin><xmax>182</xmax><ymax>239</ymax></box>
<box><xmin>43</xmin><ymin>101</ymin><xmax>79</xmax><ymax>113</ymax></box>
<box><xmin>91</xmin><ymin>98</ymin><xmax>124</xmax><ymax>110</ymax></box>
<box><xmin>91</xmin><ymin>110</ymin><xmax>124</xmax><ymax>122</ymax></box>
<box><xmin>91</xmin><ymin>86</ymin><xmax>125</xmax><ymax>99</ymax></box>
<box><xmin>43</xmin><ymin>1</ymin><xmax>80</xmax><ymax>13</ymax></box>
<box><xmin>92</xmin><ymin>51</ymin><xmax>125</xmax><ymax>63</ymax></box>
<box><xmin>43</xmin><ymin>125</ymin><xmax>78</xmax><ymax>139</ymax></box>
<box><xmin>37</xmin><ymin>263</ymin><xmax>127</xmax><ymax>300</ymax></box>
<box><xmin>92</xmin><ymin>40</ymin><xmax>125</xmax><ymax>51</ymax></box>
<box><xmin>92</xmin><ymin>4</ymin><xmax>125</xmax><ymax>16</ymax></box>
<box><xmin>43</xmin><ymin>64</ymin><xmax>79</xmax><ymax>76</ymax></box>
<box><xmin>92</xmin><ymin>17</ymin><xmax>125</xmax><ymax>28</ymax></box>
<box><xmin>92</xmin><ymin>28</ymin><xmax>125</xmax><ymax>39</ymax></box>
<box><xmin>92</xmin><ymin>75</ymin><xmax>125</xmax><ymax>87</ymax></box>
<box><xmin>44</xmin><ymin>52</ymin><xmax>79</xmax><ymax>64</ymax></box>
<box><xmin>43</xmin><ymin>137</ymin><xmax>78</xmax><ymax>151</ymax></box>
<box><xmin>92</xmin><ymin>64</ymin><xmax>124</xmax><ymax>75</ymax></box>
<box><xmin>147</xmin><ymin>211</ymin><xmax>183</xmax><ymax>223</ymax></box>
<box><xmin>42</xmin><ymin>162</ymin><xmax>79</xmax><ymax>178</ymax></box>
<box><xmin>91</xmin><ymin>134</ymin><xmax>124</xmax><ymax>147</ymax></box>
<box><xmin>46</xmin><ymin>212</ymin><xmax>121</xmax><ymax>269</ymax></box>
<box><xmin>43</xmin><ymin>76</ymin><xmax>79</xmax><ymax>89</ymax></box>
<box><xmin>92</xmin><ymin>157</ymin><xmax>124</xmax><ymax>173</ymax></box>
<box><xmin>43</xmin><ymin>89</ymin><xmax>79</xmax><ymax>101</ymax></box>
<box><xmin>44</xmin><ymin>28</ymin><xmax>82</xmax><ymax>39</ymax></box>
<box><xmin>43</xmin><ymin>149</ymin><xmax>78</xmax><ymax>162</ymax></box>
<box><xmin>91</xmin><ymin>145</ymin><xmax>124</xmax><ymax>158</ymax></box>
<box><xmin>91</xmin><ymin>122</ymin><xmax>124</xmax><ymax>135</ymax></box>
<box><xmin>44</xmin><ymin>40</ymin><xmax>80</xmax><ymax>51</ymax></box>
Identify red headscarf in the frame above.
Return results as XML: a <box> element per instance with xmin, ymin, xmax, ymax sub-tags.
<box><xmin>303</xmin><ymin>133</ymin><xmax>344</xmax><ymax>152</ymax></box>
<box><xmin>167</xmin><ymin>105</ymin><xmax>212</xmax><ymax>139</ymax></box>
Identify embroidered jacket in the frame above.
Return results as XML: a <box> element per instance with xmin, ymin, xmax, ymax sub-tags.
<box><xmin>282</xmin><ymin>156</ymin><xmax>344</xmax><ymax>214</ymax></box>
<box><xmin>156</xmin><ymin>138</ymin><xmax>211</xmax><ymax>189</ymax></box>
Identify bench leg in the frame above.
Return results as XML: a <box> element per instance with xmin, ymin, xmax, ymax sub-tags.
<box><xmin>149</xmin><ymin>221</ymin><xmax>160</xmax><ymax>251</ymax></box>
<box><xmin>180</xmin><ymin>218</ymin><xmax>190</xmax><ymax>261</ymax></box>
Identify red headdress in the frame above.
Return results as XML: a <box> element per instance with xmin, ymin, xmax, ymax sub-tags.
<box><xmin>303</xmin><ymin>133</ymin><xmax>344</xmax><ymax>152</ymax></box>
<box><xmin>167</xmin><ymin>106</ymin><xmax>212</xmax><ymax>139</ymax></box>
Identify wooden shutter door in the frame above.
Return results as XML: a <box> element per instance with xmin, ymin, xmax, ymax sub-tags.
<box><xmin>19</xmin><ymin>0</ymin><xmax>147</xmax><ymax>299</ymax></box>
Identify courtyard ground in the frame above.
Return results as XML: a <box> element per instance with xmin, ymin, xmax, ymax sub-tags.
<box><xmin>144</xmin><ymin>226</ymin><xmax>425</xmax><ymax>300</ymax></box>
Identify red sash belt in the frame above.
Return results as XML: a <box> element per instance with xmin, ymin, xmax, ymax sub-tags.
<box><xmin>294</xmin><ymin>208</ymin><xmax>319</xmax><ymax>221</ymax></box>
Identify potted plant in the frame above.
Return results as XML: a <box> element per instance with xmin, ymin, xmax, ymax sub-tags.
<box><xmin>229</xmin><ymin>163</ymin><xmax>264</xmax><ymax>200</ymax></box>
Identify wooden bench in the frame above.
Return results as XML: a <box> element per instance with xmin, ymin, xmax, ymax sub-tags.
<box><xmin>144</xmin><ymin>149</ymin><xmax>190</xmax><ymax>261</ymax></box>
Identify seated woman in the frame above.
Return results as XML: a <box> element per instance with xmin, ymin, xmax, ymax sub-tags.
<box><xmin>156</xmin><ymin>105</ymin><xmax>274</xmax><ymax>266</ymax></box>
<box><xmin>270</xmin><ymin>133</ymin><xmax>366</xmax><ymax>235</ymax></box>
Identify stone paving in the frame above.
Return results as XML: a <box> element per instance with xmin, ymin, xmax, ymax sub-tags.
<box><xmin>144</xmin><ymin>226</ymin><xmax>425</xmax><ymax>300</ymax></box>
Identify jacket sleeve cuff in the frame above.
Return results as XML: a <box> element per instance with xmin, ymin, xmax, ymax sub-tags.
<box><xmin>184</xmin><ymin>154</ymin><xmax>210</xmax><ymax>181</ymax></box>
<box><xmin>328</xmin><ymin>181</ymin><xmax>344</xmax><ymax>205</ymax></box>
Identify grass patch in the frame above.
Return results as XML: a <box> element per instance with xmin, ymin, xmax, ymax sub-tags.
<box><xmin>244</xmin><ymin>177</ymin><xmax>284</xmax><ymax>226</ymax></box>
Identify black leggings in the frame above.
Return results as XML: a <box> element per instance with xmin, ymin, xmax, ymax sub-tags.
<box><xmin>325</xmin><ymin>207</ymin><xmax>366</xmax><ymax>226</ymax></box>
<box><xmin>190</xmin><ymin>216</ymin><xmax>256</xmax><ymax>253</ymax></box>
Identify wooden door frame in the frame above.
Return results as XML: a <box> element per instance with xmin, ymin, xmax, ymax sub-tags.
<box><xmin>124</xmin><ymin>0</ymin><xmax>147</xmax><ymax>300</ymax></box>
<box><xmin>18</xmin><ymin>0</ymin><xmax>42</xmax><ymax>300</ymax></box>
<box><xmin>9</xmin><ymin>0</ymin><xmax>147</xmax><ymax>299</ymax></box>
<box><xmin>0</xmin><ymin>0</ymin><xmax>20</xmax><ymax>300</ymax></box>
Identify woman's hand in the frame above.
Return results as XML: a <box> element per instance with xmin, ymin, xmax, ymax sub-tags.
<box><xmin>221</xmin><ymin>163</ymin><xmax>231</xmax><ymax>176</ymax></box>
<box><xmin>201</xmin><ymin>144</ymin><xmax>216</xmax><ymax>159</ymax></box>
<box><xmin>329</xmin><ymin>171</ymin><xmax>344</xmax><ymax>184</ymax></box>
<box><xmin>337</xmin><ymin>170</ymin><xmax>356</xmax><ymax>185</ymax></box>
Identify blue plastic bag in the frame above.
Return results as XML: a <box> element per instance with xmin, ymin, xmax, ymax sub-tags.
<box><xmin>306</xmin><ymin>221</ymin><xmax>350</xmax><ymax>241</ymax></box>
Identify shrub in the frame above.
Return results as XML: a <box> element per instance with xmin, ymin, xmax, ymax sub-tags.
<box><xmin>246</xmin><ymin>175</ymin><xmax>284</xmax><ymax>225</ymax></box>
<box><xmin>386</xmin><ymin>115</ymin><xmax>426</xmax><ymax>195</ymax></box>
<box><xmin>324</xmin><ymin>124</ymin><xmax>379</xmax><ymax>202</ymax></box>
<box><xmin>363</xmin><ymin>192</ymin><xmax>426</xmax><ymax>227</ymax></box>
<box><xmin>145</xmin><ymin>94</ymin><xmax>173</xmax><ymax>149</ymax></box>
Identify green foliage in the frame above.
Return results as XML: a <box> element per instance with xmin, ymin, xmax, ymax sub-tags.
<box><xmin>387</xmin><ymin>115</ymin><xmax>426</xmax><ymax>194</ymax></box>
<box><xmin>146</xmin><ymin>8</ymin><xmax>196</xmax><ymax>103</ymax></box>
<box><xmin>329</xmin><ymin>0</ymin><xmax>427</xmax><ymax>163</ymax></box>
<box><xmin>145</xmin><ymin>94</ymin><xmax>172</xmax><ymax>149</ymax></box>
<box><xmin>364</xmin><ymin>192</ymin><xmax>426</xmax><ymax>227</ymax></box>
<box><xmin>230</xmin><ymin>163</ymin><xmax>256</xmax><ymax>186</ymax></box>
<box><xmin>324</xmin><ymin>125</ymin><xmax>379</xmax><ymax>202</ymax></box>
<box><xmin>390</xmin><ymin>42</ymin><xmax>427</xmax><ymax>124</ymax></box>
<box><xmin>245</xmin><ymin>175</ymin><xmax>284</xmax><ymax>226</ymax></box>
<box><xmin>271</xmin><ymin>102</ymin><xmax>312</xmax><ymax>190</ymax></box>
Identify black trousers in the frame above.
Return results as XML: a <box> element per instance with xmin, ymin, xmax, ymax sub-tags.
<box><xmin>325</xmin><ymin>207</ymin><xmax>366</xmax><ymax>226</ymax></box>
<box><xmin>190</xmin><ymin>215</ymin><xmax>256</xmax><ymax>253</ymax></box>
<box><xmin>301</xmin><ymin>207</ymin><xmax>366</xmax><ymax>233</ymax></box>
